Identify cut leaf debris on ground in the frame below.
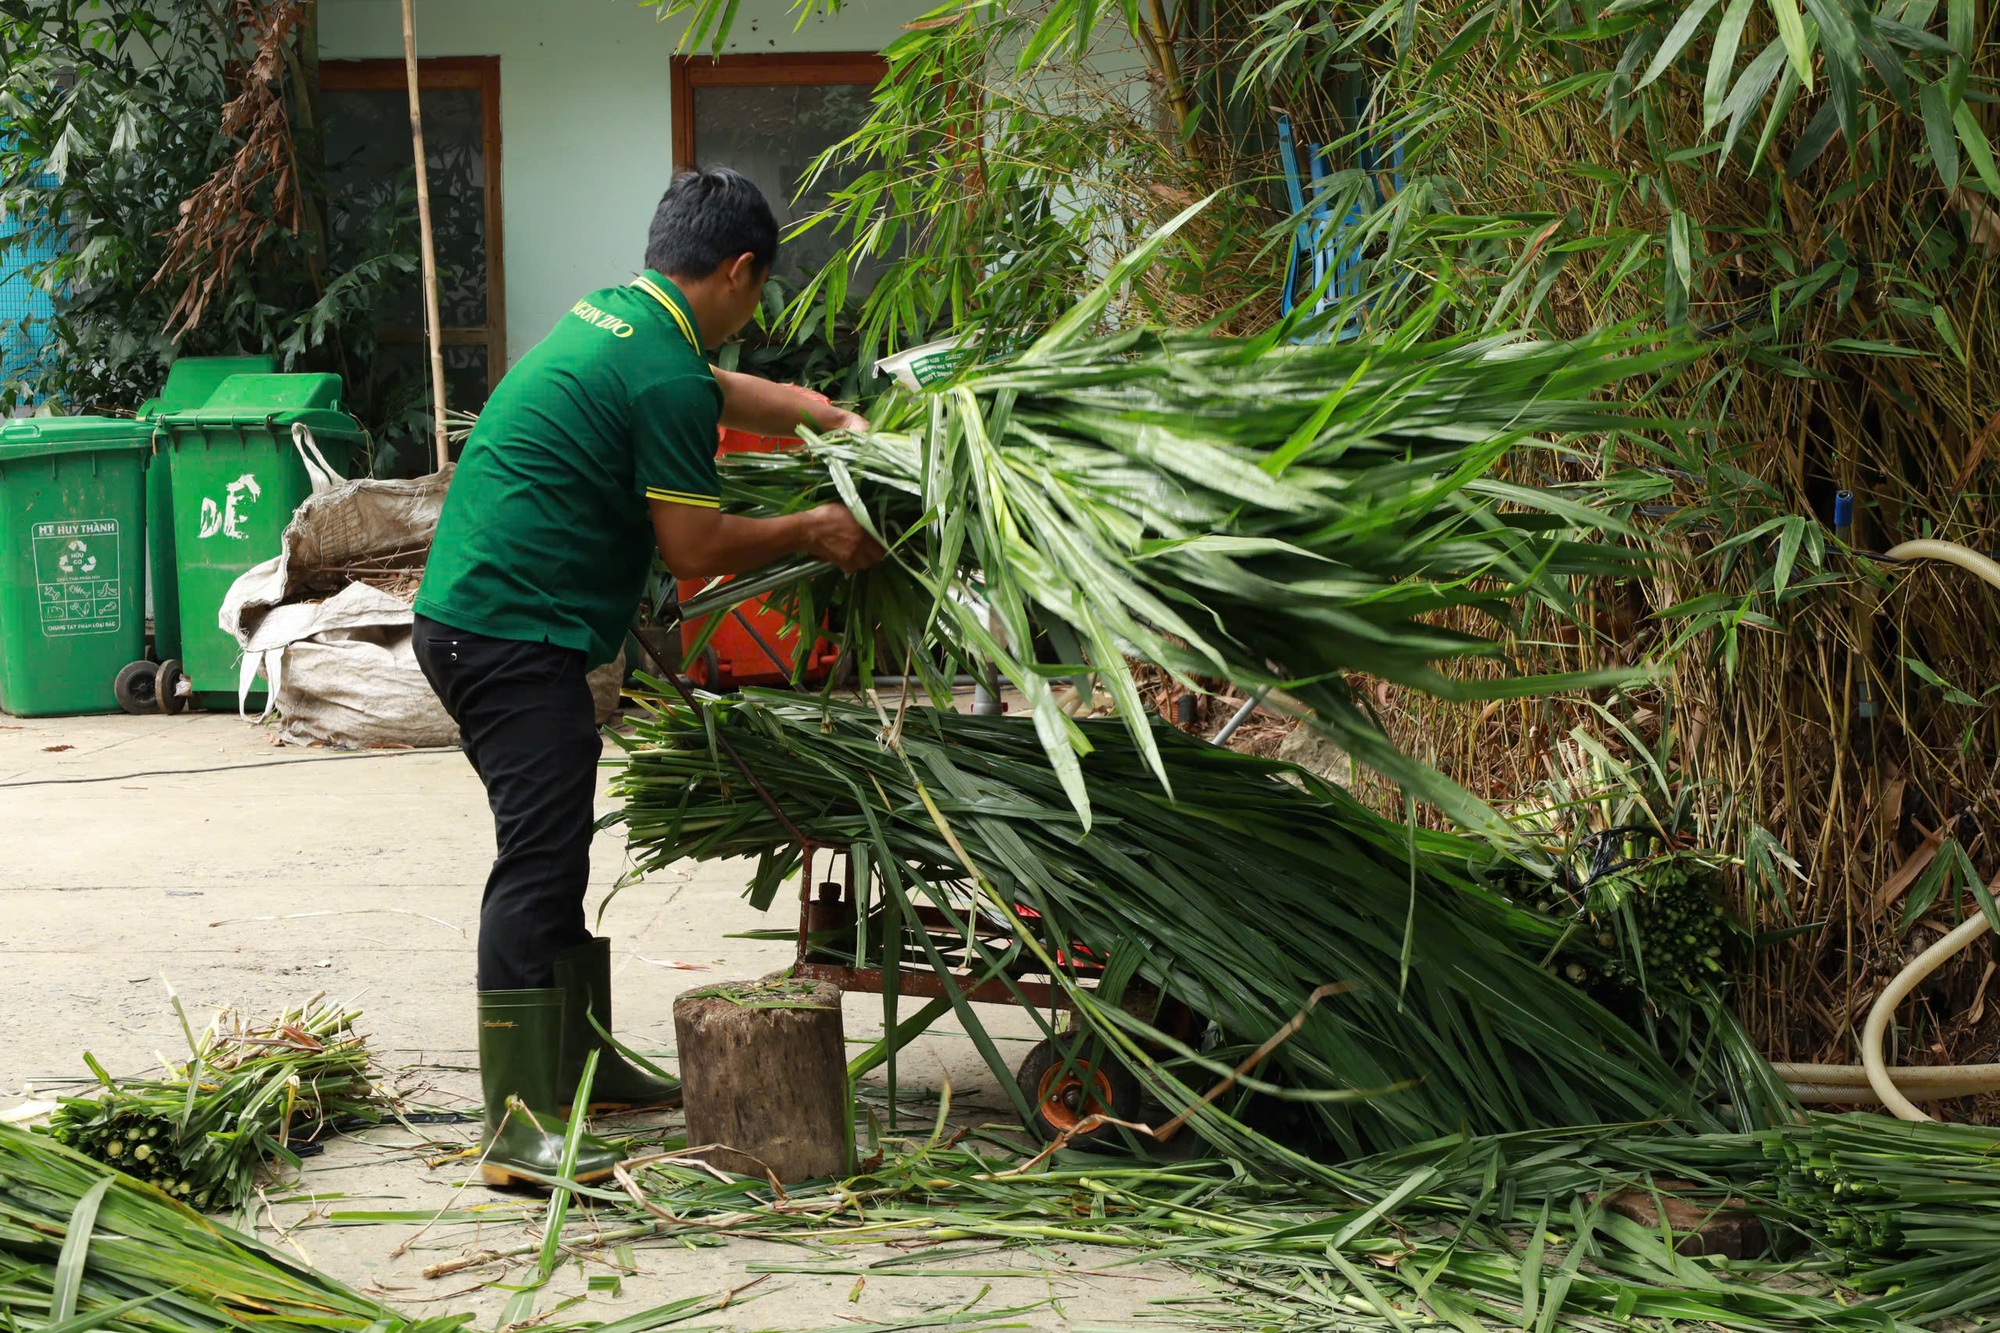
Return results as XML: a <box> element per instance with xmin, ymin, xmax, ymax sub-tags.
<box><xmin>46</xmin><ymin>995</ymin><xmax>380</xmax><ymax>1216</ymax></box>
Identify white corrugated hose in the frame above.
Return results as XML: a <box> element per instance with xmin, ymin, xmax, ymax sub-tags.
<box><xmin>1778</xmin><ymin>540</ymin><xmax>2000</xmax><ymax>1117</ymax></box>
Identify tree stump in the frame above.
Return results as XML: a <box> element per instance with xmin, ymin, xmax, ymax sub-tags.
<box><xmin>1596</xmin><ymin>1182</ymin><xmax>1768</xmax><ymax>1258</ymax></box>
<box><xmin>674</xmin><ymin>978</ymin><xmax>849</xmax><ymax>1182</ymax></box>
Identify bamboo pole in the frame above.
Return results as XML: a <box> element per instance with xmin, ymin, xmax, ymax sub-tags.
<box><xmin>401</xmin><ymin>0</ymin><xmax>449</xmax><ymax>470</ymax></box>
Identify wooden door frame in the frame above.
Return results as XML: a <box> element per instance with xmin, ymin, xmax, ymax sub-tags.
<box><xmin>320</xmin><ymin>56</ymin><xmax>507</xmax><ymax>387</ymax></box>
<box><xmin>669</xmin><ymin>52</ymin><xmax>888</xmax><ymax>173</ymax></box>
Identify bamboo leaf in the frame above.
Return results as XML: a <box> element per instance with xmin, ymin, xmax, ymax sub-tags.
<box><xmin>1704</xmin><ymin>0</ymin><xmax>1752</xmax><ymax>128</ymax></box>
<box><xmin>1668</xmin><ymin>210</ymin><xmax>1695</xmax><ymax>291</ymax></box>
<box><xmin>1768</xmin><ymin>0</ymin><xmax>1816</xmax><ymax>90</ymax></box>
<box><xmin>1931</xmin><ymin>303</ymin><xmax>1967</xmax><ymax>362</ymax></box>
<box><xmin>1921</xmin><ymin>82</ymin><xmax>1962</xmax><ymax>190</ymax></box>
<box><xmin>1953</xmin><ymin>99</ymin><xmax>2000</xmax><ymax>199</ymax></box>
<box><xmin>1772</xmin><ymin>515</ymin><xmax>1805</xmax><ymax>596</ymax></box>
<box><xmin>1720</xmin><ymin>42</ymin><xmax>1789</xmax><ymax>161</ymax></box>
<box><xmin>51</xmin><ymin>1175</ymin><xmax>111</xmax><ymax>1322</ymax></box>
<box><xmin>1948</xmin><ymin>0</ymin><xmax>1973</xmax><ymax>60</ymax></box>
<box><xmin>1640</xmin><ymin>0</ymin><xmax>1724</xmax><ymax>88</ymax></box>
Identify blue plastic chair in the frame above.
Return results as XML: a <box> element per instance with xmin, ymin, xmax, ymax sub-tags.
<box><xmin>1277</xmin><ymin>106</ymin><xmax>1404</xmax><ymax>342</ymax></box>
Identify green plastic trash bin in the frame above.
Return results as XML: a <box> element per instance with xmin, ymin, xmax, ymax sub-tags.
<box><xmin>154</xmin><ymin>373</ymin><xmax>368</xmax><ymax>711</ymax></box>
<box><xmin>138</xmin><ymin>355</ymin><xmax>277</xmax><ymax>666</ymax></box>
<box><xmin>0</xmin><ymin>418</ymin><xmax>153</xmax><ymax>717</ymax></box>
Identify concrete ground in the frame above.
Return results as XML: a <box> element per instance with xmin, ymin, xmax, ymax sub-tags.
<box><xmin>0</xmin><ymin>708</ymin><xmax>1205</xmax><ymax>1331</ymax></box>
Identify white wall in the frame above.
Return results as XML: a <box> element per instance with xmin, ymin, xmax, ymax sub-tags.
<box><xmin>318</xmin><ymin>0</ymin><xmax>915</xmax><ymax>365</ymax></box>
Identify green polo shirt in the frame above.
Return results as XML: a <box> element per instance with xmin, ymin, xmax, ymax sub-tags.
<box><xmin>415</xmin><ymin>271</ymin><xmax>722</xmax><ymax>666</ymax></box>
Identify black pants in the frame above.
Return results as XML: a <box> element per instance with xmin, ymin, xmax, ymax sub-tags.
<box><xmin>413</xmin><ymin>614</ymin><xmax>598</xmax><ymax>991</ymax></box>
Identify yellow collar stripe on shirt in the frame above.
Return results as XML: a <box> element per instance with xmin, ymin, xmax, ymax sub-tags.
<box><xmin>630</xmin><ymin>275</ymin><xmax>701</xmax><ymax>352</ymax></box>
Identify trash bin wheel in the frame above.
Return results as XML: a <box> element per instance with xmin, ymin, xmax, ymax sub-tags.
<box><xmin>113</xmin><ymin>661</ymin><xmax>160</xmax><ymax>716</ymax></box>
<box><xmin>156</xmin><ymin>659</ymin><xmax>188</xmax><ymax>716</ymax></box>
<box><xmin>1014</xmin><ymin>1035</ymin><xmax>1141</xmax><ymax>1144</ymax></box>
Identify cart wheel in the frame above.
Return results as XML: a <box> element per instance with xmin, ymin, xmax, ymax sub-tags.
<box><xmin>113</xmin><ymin>661</ymin><xmax>160</xmax><ymax>716</ymax></box>
<box><xmin>156</xmin><ymin>659</ymin><xmax>187</xmax><ymax>716</ymax></box>
<box><xmin>699</xmin><ymin>646</ymin><xmax>721</xmax><ymax>689</ymax></box>
<box><xmin>1014</xmin><ymin>1036</ymin><xmax>1141</xmax><ymax>1144</ymax></box>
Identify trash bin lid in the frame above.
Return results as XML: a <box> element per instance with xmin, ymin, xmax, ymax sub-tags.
<box><xmin>154</xmin><ymin>373</ymin><xmax>368</xmax><ymax>446</ymax></box>
<box><xmin>0</xmin><ymin>416</ymin><xmax>155</xmax><ymax>462</ymax></box>
<box><xmin>137</xmin><ymin>355</ymin><xmax>279</xmax><ymax>419</ymax></box>
<box><xmin>195</xmin><ymin>373</ymin><xmax>346</xmax><ymax>414</ymax></box>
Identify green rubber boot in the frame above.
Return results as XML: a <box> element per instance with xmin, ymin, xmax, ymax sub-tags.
<box><xmin>477</xmin><ymin>989</ymin><xmax>625</xmax><ymax>1189</ymax></box>
<box><xmin>554</xmin><ymin>937</ymin><xmax>682</xmax><ymax>1113</ymax></box>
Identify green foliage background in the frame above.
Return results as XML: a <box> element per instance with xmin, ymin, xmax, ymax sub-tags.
<box><xmin>0</xmin><ymin>1</ymin><xmax>417</xmax><ymax>445</ymax></box>
<box><xmin>650</xmin><ymin>0</ymin><xmax>2000</xmax><ymax>1062</ymax></box>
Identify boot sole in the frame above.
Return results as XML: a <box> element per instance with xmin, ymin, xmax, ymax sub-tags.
<box><xmin>480</xmin><ymin>1162</ymin><xmax>618</xmax><ymax>1190</ymax></box>
<box><xmin>560</xmin><ymin>1097</ymin><xmax>683</xmax><ymax>1117</ymax></box>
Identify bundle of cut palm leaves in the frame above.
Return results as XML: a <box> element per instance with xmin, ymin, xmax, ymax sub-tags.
<box><xmin>46</xmin><ymin>997</ymin><xmax>379</xmax><ymax>1212</ymax></box>
<box><xmin>684</xmin><ymin>218</ymin><xmax>1689</xmax><ymax>831</ymax></box>
<box><xmin>1760</xmin><ymin>1114</ymin><xmax>2000</xmax><ymax>1315</ymax></box>
<box><xmin>609</xmin><ymin>692</ymin><xmax>1791</xmax><ymax>1161</ymax></box>
<box><xmin>0</xmin><ymin>1122</ymin><xmax>466</xmax><ymax>1332</ymax></box>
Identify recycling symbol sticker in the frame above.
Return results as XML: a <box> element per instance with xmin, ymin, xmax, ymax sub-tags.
<box><xmin>31</xmin><ymin>518</ymin><xmax>122</xmax><ymax>638</ymax></box>
<box><xmin>56</xmin><ymin>539</ymin><xmax>98</xmax><ymax>576</ymax></box>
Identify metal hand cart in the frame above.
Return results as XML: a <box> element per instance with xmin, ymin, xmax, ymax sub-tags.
<box><xmin>787</xmin><ymin>842</ymin><xmax>1200</xmax><ymax>1142</ymax></box>
<box><xmin>656</xmin><ymin>670</ymin><xmax>1200</xmax><ymax>1141</ymax></box>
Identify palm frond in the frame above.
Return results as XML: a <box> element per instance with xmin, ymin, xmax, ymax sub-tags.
<box><xmin>610</xmin><ymin>692</ymin><xmax>1786</xmax><ymax>1161</ymax></box>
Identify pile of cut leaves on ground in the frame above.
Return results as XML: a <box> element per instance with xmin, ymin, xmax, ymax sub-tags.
<box><xmin>0</xmin><ymin>1122</ymin><xmax>469</xmax><ymax>1333</ymax></box>
<box><xmin>592</xmin><ymin>1112</ymin><xmax>2000</xmax><ymax>1333</ymax></box>
<box><xmin>0</xmin><ymin>1121</ymin><xmax>757</xmax><ymax>1333</ymax></box>
<box><xmin>46</xmin><ymin>995</ymin><xmax>381</xmax><ymax>1213</ymax></box>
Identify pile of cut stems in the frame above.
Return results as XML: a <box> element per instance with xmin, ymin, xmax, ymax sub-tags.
<box><xmin>0</xmin><ymin>1122</ymin><xmax>468</xmax><ymax>1332</ymax></box>
<box><xmin>46</xmin><ymin>996</ymin><xmax>379</xmax><ymax>1212</ymax></box>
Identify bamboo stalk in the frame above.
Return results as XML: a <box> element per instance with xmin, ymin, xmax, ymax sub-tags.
<box><xmin>401</xmin><ymin>0</ymin><xmax>449</xmax><ymax>471</ymax></box>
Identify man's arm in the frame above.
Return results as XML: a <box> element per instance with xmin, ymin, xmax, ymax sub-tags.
<box><xmin>713</xmin><ymin>366</ymin><xmax>868</xmax><ymax>437</ymax></box>
<box><xmin>651</xmin><ymin>500</ymin><xmax>885</xmax><ymax>582</ymax></box>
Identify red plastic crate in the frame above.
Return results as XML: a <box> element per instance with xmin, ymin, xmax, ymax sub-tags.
<box><xmin>678</xmin><ymin>412</ymin><xmax>842</xmax><ymax>689</ymax></box>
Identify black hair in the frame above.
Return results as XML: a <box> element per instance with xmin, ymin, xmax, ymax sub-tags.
<box><xmin>643</xmin><ymin>168</ymin><xmax>778</xmax><ymax>278</ymax></box>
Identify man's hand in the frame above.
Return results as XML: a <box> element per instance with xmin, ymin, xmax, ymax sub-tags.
<box><xmin>821</xmin><ymin>406</ymin><xmax>870</xmax><ymax>435</ymax></box>
<box><xmin>802</xmin><ymin>503</ymin><xmax>886</xmax><ymax>572</ymax></box>
<box><xmin>651</xmin><ymin>499</ymin><xmax>885</xmax><ymax>580</ymax></box>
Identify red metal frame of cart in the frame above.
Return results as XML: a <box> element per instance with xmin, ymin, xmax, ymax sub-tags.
<box><xmin>789</xmin><ymin>842</ymin><xmax>1105</xmax><ymax>1011</ymax></box>
<box><xmin>786</xmin><ymin>843</ymin><xmax>1203</xmax><ymax>1141</ymax></box>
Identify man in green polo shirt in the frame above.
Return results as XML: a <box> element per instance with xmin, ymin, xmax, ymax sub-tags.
<box><xmin>413</xmin><ymin>168</ymin><xmax>883</xmax><ymax>1189</ymax></box>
